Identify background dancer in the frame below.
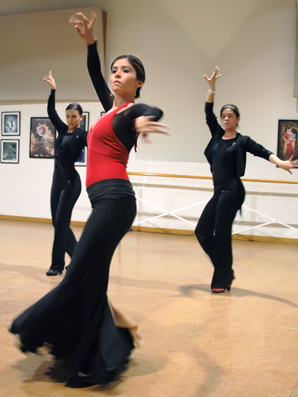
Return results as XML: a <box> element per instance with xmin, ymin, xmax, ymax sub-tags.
<box><xmin>195</xmin><ymin>66</ymin><xmax>297</xmax><ymax>293</ymax></box>
<box><xmin>43</xmin><ymin>71</ymin><xmax>88</xmax><ymax>276</ymax></box>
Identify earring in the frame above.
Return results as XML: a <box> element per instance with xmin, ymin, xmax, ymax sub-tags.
<box><xmin>134</xmin><ymin>89</ymin><xmax>137</xmax><ymax>97</ymax></box>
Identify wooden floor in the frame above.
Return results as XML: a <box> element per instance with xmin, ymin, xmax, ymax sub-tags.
<box><xmin>1</xmin><ymin>219</ymin><xmax>298</xmax><ymax>397</ymax></box>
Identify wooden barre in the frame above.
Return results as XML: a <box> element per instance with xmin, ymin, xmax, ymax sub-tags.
<box><xmin>128</xmin><ymin>172</ymin><xmax>298</xmax><ymax>185</ymax></box>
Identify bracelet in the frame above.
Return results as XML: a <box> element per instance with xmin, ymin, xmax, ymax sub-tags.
<box><xmin>87</xmin><ymin>38</ymin><xmax>97</xmax><ymax>46</ymax></box>
<box><xmin>209</xmin><ymin>88</ymin><xmax>216</xmax><ymax>93</ymax></box>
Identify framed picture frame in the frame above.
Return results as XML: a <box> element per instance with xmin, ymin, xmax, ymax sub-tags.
<box><xmin>30</xmin><ymin>117</ymin><xmax>56</xmax><ymax>158</ymax></box>
<box><xmin>75</xmin><ymin>146</ymin><xmax>87</xmax><ymax>166</ymax></box>
<box><xmin>80</xmin><ymin>111</ymin><xmax>89</xmax><ymax>131</ymax></box>
<box><xmin>277</xmin><ymin>119</ymin><xmax>298</xmax><ymax>164</ymax></box>
<box><xmin>75</xmin><ymin>111</ymin><xmax>89</xmax><ymax>166</ymax></box>
<box><xmin>1</xmin><ymin>111</ymin><xmax>21</xmax><ymax>136</ymax></box>
<box><xmin>0</xmin><ymin>139</ymin><xmax>19</xmax><ymax>163</ymax></box>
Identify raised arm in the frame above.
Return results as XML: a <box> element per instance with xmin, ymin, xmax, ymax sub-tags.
<box><xmin>87</xmin><ymin>43</ymin><xmax>113</xmax><ymax>111</ymax></box>
<box><xmin>43</xmin><ymin>71</ymin><xmax>67</xmax><ymax>133</ymax></box>
<box><xmin>70</xmin><ymin>11</ymin><xmax>113</xmax><ymax>112</ymax></box>
<box><xmin>203</xmin><ymin>66</ymin><xmax>221</xmax><ymax>103</ymax></box>
<box><xmin>203</xmin><ymin>66</ymin><xmax>223</xmax><ymax>136</ymax></box>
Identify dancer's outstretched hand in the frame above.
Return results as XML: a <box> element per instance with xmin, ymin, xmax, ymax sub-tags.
<box><xmin>43</xmin><ymin>71</ymin><xmax>56</xmax><ymax>90</ymax></box>
<box><xmin>135</xmin><ymin>116</ymin><xmax>171</xmax><ymax>144</ymax></box>
<box><xmin>270</xmin><ymin>154</ymin><xmax>298</xmax><ymax>175</ymax></box>
<box><xmin>69</xmin><ymin>11</ymin><xmax>97</xmax><ymax>44</ymax></box>
<box><xmin>203</xmin><ymin>66</ymin><xmax>221</xmax><ymax>89</ymax></box>
<box><xmin>278</xmin><ymin>155</ymin><xmax>298</xmax><ymax>174</ymax></box>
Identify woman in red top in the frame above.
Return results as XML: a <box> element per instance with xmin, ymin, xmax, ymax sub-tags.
<box><xmin>10</xmin><ymin>11</ymin><xmax>169</xmax><ymax>389</ymax></box>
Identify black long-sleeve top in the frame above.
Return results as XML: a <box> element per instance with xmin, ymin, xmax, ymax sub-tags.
<box><xmin>204</xmin><ymin>102</ymin><xmax>272</xmax><ymax>181</ymax></box>
<box><xmin>47</xmin><ymin>90</ymin><xmax>88</xmax><ymax>184</ymax></box>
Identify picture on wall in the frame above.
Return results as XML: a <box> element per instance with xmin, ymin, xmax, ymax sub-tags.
<box><xmin>0</xmin><ymin>139</ymin><xmax>19</xmax><ymax>163</ymax></box>
<box><xmin>75</xmin><ymin>111</ymin><xmax>89</xmax><ymax>166</ymax></box>
<box><xmin>30</xmin><ymin>117</ymin><xmax>56</xmax><ymax>158</ymax></box>
<box><xmin>75</xmin><ymin>146</ymin><xmax>87</xmax><ymax>166</ymax></box>
<box><xmin>1</xmin><ymin>111</ymin><xmax>20</xmax><ymax>136</ymax></box>
<box><xmin>80</xmin><ymin>111</ymin><xmax>89</xmax><ymax>131</ymax></box>
<box><xmin>277</xmin><ymin>119</ymin><xmax>298</xmax><ymax>165</ymax></box>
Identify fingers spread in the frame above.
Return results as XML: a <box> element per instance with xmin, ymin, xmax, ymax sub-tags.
<box><xmin>69</xmin><ymin>15</ymin><xmax>81</xmax><ymax>24</ymax></box>
<box><xmin>75</xmin><ymin>25</ymin><xmax>83</xmax><ymax>35</ymax></box>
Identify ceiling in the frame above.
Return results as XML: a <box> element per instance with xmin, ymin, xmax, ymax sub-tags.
<box><xmin>156</xmin><ymin>0</ymin><xmax>260</xmax><ymax>58</ymax></box>
<box><xmin>0</xmin><ymin>0</ymin><xmax>286</xmax><ymax>59</ymax></box>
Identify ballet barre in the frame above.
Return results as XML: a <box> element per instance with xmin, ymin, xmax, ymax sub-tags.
<box><xmin>128</xmin><ymin>172</ymin><xmax>298</xmax><ymax>235</ymax></box>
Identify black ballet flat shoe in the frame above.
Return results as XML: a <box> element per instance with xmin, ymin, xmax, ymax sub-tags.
<box><xmin>66</xmin><ymin>375</ymin><xmax>99</xmax><ymax>388</ymax></box>
<box><xmin>46</xmin><ymin>269</ymin><xmax>63</xmax><ymax>276</ymax></box>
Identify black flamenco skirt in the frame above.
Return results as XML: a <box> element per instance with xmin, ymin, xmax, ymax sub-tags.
<box><xmin>9</xmin><ymin>179</ymin><xmax>138</xmax><ymax>384</ymax></box>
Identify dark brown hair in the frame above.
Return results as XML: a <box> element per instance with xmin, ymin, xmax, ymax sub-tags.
<box><xmin>111</xmin><ymin>55</ymin><xmax>145</xmax><ymax>98</ymax></box>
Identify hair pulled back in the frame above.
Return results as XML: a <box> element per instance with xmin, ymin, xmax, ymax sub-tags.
<box><xmin>220</xmin><ymin>104</ymin><xmax>240</xmax><ymax>119</ymax></box>
<box><xmin>65</xmin><ymin>103</ymin><xmax>83</xmax><ymax>115</ymax></box>
<box><xmin>111</xmin><ymin>55</ymin><xmax>146</xmax><ymax>99</ymax></box>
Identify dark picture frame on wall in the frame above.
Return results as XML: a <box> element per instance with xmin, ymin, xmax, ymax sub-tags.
<box><xmin>277</xmin><ymin>119</ymin><xmax>298</xmax><ymax>165</ymax></box>
<box><xmin>1</xmin><ymin>111</ymin><xmax>21</xmax><ymax>136</ymax></box>
<box><xmin>80</xmin><ymin>111</ymin><xmax>89</xmax><ymax>131</ymax></box>
<box><xmin>75</xmin><ymin>111</ymin><xmax>89</xmax><ymax>166</ymax></box>
<box><xmin>0</xmin><ymin>139</ymin><xmax>19</xmax><ymax>163</ymax></box>
<box><xmin>30</xmin><ymin>117</ymin><xmax>56</xmax><ymax>158</ymax></box>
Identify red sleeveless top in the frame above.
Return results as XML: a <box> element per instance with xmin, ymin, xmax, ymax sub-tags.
<box><xmin>86</xmin><ymin>104</ymin><xmax>131</xmax><ymax>187</ymax></box>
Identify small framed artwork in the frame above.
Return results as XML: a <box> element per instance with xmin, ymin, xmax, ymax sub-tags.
<box><xmin>0</xmin><ymin>139</ymin><xmax>19</xmax><ymax>163</ymax></box>
<box><xmin>1</xmin><ymin>111</ymin><xmax>21</xmax><ymax>136</ymax></box>
<box><xmin>75</xmin><ymin>146</ymin><xmax>87</xmax><ymax>166</ymax></box>
<box><xmin>277</xmin><ymin>119</ymin><xmax>298</xmax><ymax>163</ymax></box>
<box><xmin>80</xmin><ymin>112</ymin><xmax>89</xmax><ymax>131</ymax></box>
<box><xmin>75</xmin><ymin>112</ymin><xmax>89</xmax><ymax>166</ymax></box>
<box><xmin>30</xmin><ymin>117</ymin><xmax>56</xmax><ymax>158</ymax></box>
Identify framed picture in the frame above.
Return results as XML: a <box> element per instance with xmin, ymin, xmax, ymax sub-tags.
<box><xmin>75</xmin><ymin>112</ymin><xmax>89</xmax><ymax>166</ymax></box>
<box><xmin>1</xmin><ymin>139</ymin><xmax>19</xmax><ymax>163</ymax></box>
<box><xmin>277</xmin><ymin>119</ymin><xmax>298</xmax><ymax>164</ymax></box>
<box><xmin>30</xmin><ymin>117</ymin><xmax>56</xmax><ymax>158</ymax></box>
<box><xmin>1</xmin><ymin>111</ymin><xmax>20</xmax><ymax>136</ymax></box>
<box><xmin>80</xmin><ymin>111</ymin><xmax>89</xmax><ymax>131</ymax></box>
<box><xmin>75</xmin><ymin>146</ymin><xmax>87</xmax><ymax>166</ymax></box>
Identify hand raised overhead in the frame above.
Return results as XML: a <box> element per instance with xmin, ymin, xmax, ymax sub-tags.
<box><xmin>69</xmin><ymin>11</ymin><xmax>97</xmax><ymax>44</ymax></box>
<box><xmin>203</xmin><ymin>66</ymin><xmax>221</xmax><ymax>89</ymax></box>
<box><xmin>43</xmin><ymin>71</ymin><xmax>56</xmax><ymax>90</ymax></box>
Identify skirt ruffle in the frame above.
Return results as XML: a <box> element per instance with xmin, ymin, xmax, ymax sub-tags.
<box><xmin>9</xmin><ymin>289</ymin><xmax>139</xmax><ymax>384</ymax></box>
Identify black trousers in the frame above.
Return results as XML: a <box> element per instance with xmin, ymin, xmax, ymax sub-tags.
<box><xmin>195</xmin><ymin>179</ymin><xmax>245</xmax><ymax>289</ymax></box>
<box><xmin>66</xmin><ymin>179</ymin><xmax>137</xmax><ymax>297</ymax></box>
<box><xmin>49</xmin><ymin>173</ymin><xmax>81</xmax><ymax>271</ymax></box>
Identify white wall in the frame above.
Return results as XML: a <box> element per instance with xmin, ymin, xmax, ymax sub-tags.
<box><xmin>0</xmin><ymin>7</ymin><xmax>106</xmax><ymax>102</ymax></box>
<box><xmin>0</xmin><ymin>0</ymin><xmax>298</xmax><ymax>239</ymax></box>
